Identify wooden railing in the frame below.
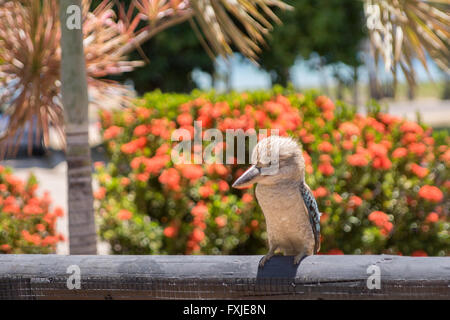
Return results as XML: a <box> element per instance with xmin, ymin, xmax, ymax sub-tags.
<box><xmin>0</xmin><ymin>254</ymin><xmax>449</xmax><ymax>299</ymax></box>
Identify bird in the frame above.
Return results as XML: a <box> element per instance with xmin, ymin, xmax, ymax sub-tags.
<box><xmin>232</xmin><ymin>136</ymin><xmax>321</xmax><ymax>267</ymax></box>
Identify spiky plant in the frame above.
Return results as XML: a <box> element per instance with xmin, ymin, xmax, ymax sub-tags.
<box><xmin>0</xmin><ymin>0</ymin><xmax>142</xmax><ymax>156</ymax></box>
<box><xmin>364</xmin><ymin>0</ymin><xmax>449</xmax><ymax>92</ymax></box>
<box><xmin>0</xmin><ymin>0</ymin><xmax>290</xmax><ymax>157</ymax></box>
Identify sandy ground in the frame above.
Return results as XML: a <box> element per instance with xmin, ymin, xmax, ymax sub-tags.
<box><xmin>3</xmin><ymin>98</ymin><xmax>449</xmax><ymax>255</ymax></box>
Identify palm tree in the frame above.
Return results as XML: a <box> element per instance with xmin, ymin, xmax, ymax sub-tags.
<box><xmin>55</xmin><ymin>0</ymin><xmax>289</xmax><ymax>254</ymax></box>
<box><xmin>364</xmin><ymin>0</ymin><xmax>449</xmax><ymax>97</ymax></box>
<box><xmin>59</xmin><ymin>0</ymin><xmax>97</xmax><ymax>254</ymax></box>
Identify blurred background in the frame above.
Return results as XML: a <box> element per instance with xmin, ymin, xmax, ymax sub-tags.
<box><xmin>0</xmin><ymin>0</ymin><xmax>448</xmax><ymax>256</ymax></box>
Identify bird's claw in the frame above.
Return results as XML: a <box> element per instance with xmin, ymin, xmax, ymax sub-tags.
<box><xmin>294</xmin><ymin>252</ymin><xmax>306</xmax><ymax>265</ymax></box>
<box><xmin>259</xmin><ymin>254</ymin><xmax>274</xmax><ymax>268</ymax></box>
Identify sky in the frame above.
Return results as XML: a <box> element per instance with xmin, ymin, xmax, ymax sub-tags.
<box><xmin>193</xmin><ymin>54</ymin><xmax>446</xmax><ymax>92</ymax></box>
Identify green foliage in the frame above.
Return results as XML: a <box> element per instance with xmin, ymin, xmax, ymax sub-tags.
<box><xmin>0</xmin><ymin>166</ymin><xmax>64</xmax><ymax>254</ymax></box>
<box><xmin>96</xmin><ymin>88</ymin><xmax>449</xmax><ymax>256</ymax></box>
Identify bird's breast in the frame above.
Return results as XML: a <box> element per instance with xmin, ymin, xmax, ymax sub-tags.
<box><xmin>255</xmin><ymin>183</ymin><xmax>314</xmax><ymax>253</ymax></box>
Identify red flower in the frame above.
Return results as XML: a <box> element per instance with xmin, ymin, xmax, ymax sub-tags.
<box><xmin>191</xmin><ymin>228</ymin><xmax>205</xmax><ymax>242</ymax></box>
<box><xmin>392</xmin><ymin>147</ymin><xmax>407</xmax><ymax>159</ymax></box>
<box><xmin>164</xmin><ymin>224</ymin><xmax>179</xmax><ymax>238</ymax></box>
<box><xmin>426</xmin><ymin>212</ymin><xmax>439</xmax><ymax>223</ymax></box>
<box><xmin>181</xmin><ymin>165</ymin><xmax>204</xmax><ymax>182</ymax></box>
<box><xmin>410</xmin><ymin>164</ymin><xmax>429</xmax><ymax>178</ymax></box>
<box><xmin>117</xmin><ymin>209</ymin><xmax>132</xmax><ymax>221</ymax></box>
<box><xmin>349</xmin><ymin>195</ymin><xmax>363</xmax><ymax>208</ymax></box>
<box><xmin>327</xmin><ymin>249</ymin><xmax>344</xmax><ymax>255</ymax></box>
<box><xmin>103</xmin><ymin>126</ymin><xmax>122</xmax><ymax>140</ymax></box>
<box><xmin>418</xmin><ymin>185</ymin><xmax>443</xmax><ymax>203</ymax></box>
<box><xmin>242</xmin><ymin>193</ymin><xmax>253</xmax><ymax>203</ymax></box>
<box><xmin>318</xmin><ymin>141</ymin><xmax>333</xmax><ymax>153</ymax></box>
<box><xmin>318</xmin><ymin>162</ymin><xmax>334</xmax><ymax>176</ymax></box>
<box><xmin>408</xmin><ymin>143</ymin><xmax>426</xmax><ymax>156</ymax></box>
<box><xmin>1</xmin><ymin>244</ymin><xmax>11</xmax><ymax>252</ymax></box>
<box><xmin>218</xmin><ymin>180</ymin><xmax>229</xmax><ymax>192</ymax></box>
<box><xmin>177</xmin><ymin>113</ymin><xmax>193</xmax><ymax>126</ymax></box>
<box><xmin>411</xmin><ymin>250</ymin><xmax>428</xmax><ymax>257</ymax></box>
<box><xmin>133</xmin><ymin>124</ymin><xmax>148</xmax><ymax>136</ymax></box>
<box><xmin>342</xmin><ymin>140</ymin><xmax>353</xmax><ymax>150</ymax></box>
<box><xmin>339</xmin><ymin>122</ymin><xmax>360</xmax><ymax>137</ymax></box>
<box><xmin>159</xmin><ymin>168</ymin><xmax>181</xmax><ymax>191</ymax></box>
<box><xmin>94</xmin><ymin>187</ymin><xmax>106</xmax><ymax>200</ymax></box>
<box><xmin>347</xmin><ymin>153</ymin><xmax>369</xmax><ymax>167</ymax></box>
<box><xmin>199</xmin><ymin>185</ymin><xmax>214</xmax><ymax>198</ymax></box>
<box><xmin>206</xmin><ymin>164</ymin><xmax>229</xmax><ymax>177</ymax></box>
<box><xmin>372</xmin><ymin>156</ymin><xmax>392</xmax><ymax>170</ymax></box>
<box><xmin>191</xmin><ymin>202</ymin><xmax>208</xmax><ymax>218</ymax></box>
<box><xmin>400</xmin><ymin>121</ymin><xmax>423</xmax><ymax>134</ymax></box>
<box><xmin>368</xmin><ymin>211</ymin><xmax>389</xmax><ymax>228</ymax></box>
<box><xmin>215</xmin><ymin>216</ymin><xmax>227</xmax><ymax>228</ymax></box>
<box><xmin>313</xmin><ymin>187</ymin><xmax>328</xmax><ymax>198</ymax></box>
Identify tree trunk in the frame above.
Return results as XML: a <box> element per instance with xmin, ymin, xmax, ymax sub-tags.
<box><xmin>59</xmin><ymin>0</ymin><xmax>97</xmax><ymax>254</ymax></box>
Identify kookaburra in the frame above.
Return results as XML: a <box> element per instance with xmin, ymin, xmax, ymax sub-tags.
<box><xmin>232</xmin><ymin>136</ymin><xmax>321</xmax><ymax>267</ymax></box>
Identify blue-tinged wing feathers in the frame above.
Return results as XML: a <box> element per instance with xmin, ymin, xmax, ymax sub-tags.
<box><xmin>300</xmin><ymin>182</ymin><xmax>321</xmax><ymax>254</ymax></box>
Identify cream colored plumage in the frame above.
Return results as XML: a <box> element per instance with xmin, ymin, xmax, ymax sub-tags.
<box><xmin>232</xmin><ymin>136</ymin><xmax>320</xmax><ymax>267</ymax></box>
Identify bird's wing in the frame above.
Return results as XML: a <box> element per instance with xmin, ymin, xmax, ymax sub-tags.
<box><xmin>300</xmin><ymin>182</ymin><xmax>321</xmax><ymax>254</ymax></box>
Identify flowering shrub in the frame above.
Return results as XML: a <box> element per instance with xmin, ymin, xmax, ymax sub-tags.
<box><xmin>0</xmin><ymin>166</ymin><xmax>64</xmax><ymax>253</ymax></box>
<box><xmin>96</xmin><ymin>88</ymin><xmax>449</xmax><ymax>256</ymax></box>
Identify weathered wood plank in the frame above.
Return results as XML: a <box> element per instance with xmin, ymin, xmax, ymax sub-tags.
<box><xmin>0</xmin><ymin>255</ymin><xmax>448</xmax><ymax>299</ymax></box>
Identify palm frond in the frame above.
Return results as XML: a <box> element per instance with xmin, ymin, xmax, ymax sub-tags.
<box><xmin>0</xmin><ymin>0</ymin><xmax>142</xmax><ymax>157</ymax></box>
<box><xmin>364</xmin><ymin>0</ymin><xmax>449</xmax><ymax>88</ymax></box>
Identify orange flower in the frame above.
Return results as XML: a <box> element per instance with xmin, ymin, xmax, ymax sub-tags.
<box><xmin>218</xmin><ymin>180</ymin><xmax>229</xmax><ymax>192</ymax></box>
<box><xmin>400</xmin><ymin>121</ymin><xmax>423</xmax><ymax>134</ymax></box>
<box><xmin>339</xmin><ymin>122</ymin><xmax>360</xmax><ymax>137</ymax></box>
<box><xmin>133</xmin><ymin>124</ymin><xmax>148</xmax><ymax>136</ymax></box>
<box><xmin>410</xmin><ymin>164</ymin><xmax>429</xmax><ymax>178</ymax></box>
<box><xmin>191</xmin><ymin>228</ymin><xmax>205</xmax><ymax>242</ymax></box>
<box><xmin>159</xmin><ymin>168</ymin><xmax>180</xmax><ymax>191</ymax></box>
<box><xmin>191</xmin><ymin>202</ymin><xmax>208</xmax><ymax>218</ymax></box>
<box><xmin>313</xmin><ymin>187</ymin><xmax>328</xmax><ymax>198</ymax></box>
<box><xmin>94</xmin><ymin>187</ymin><xmax>106</xmax><ymax>200</ymax></box>
<box><xmin>372</xmin><ymin>156</ymin><xmax>392</xmax><ymax>170</ymax></box>
<box><xmin>120</xmin><ymin>177</ymin><xmax>131</xmax><ymax>186</ymax></box>
<box><xmin>242</xmin><ymin>193</ymin><xmax>253</xmax><ymax>203</ymax></box>
<box><xmin>318</xmin><ymin>141</ymin><xmax>333</xmax><ymax>153</ymax></box>
<box><xmin>333</xmin><ymin>193</ymin><xmax>342</xmax><ymax>203</ymax></box>
<box><xmin>327</xmin><ymin>249</ymin><xmax>344</xmax><ymax>255</ymax></box>
<box><xmin>181</xmin><ymin>165</ymin><xmax>204</xmax><ymax>181</ymax></box>
<box><xmin>347</xmin><ymin>153</ymin><xmax>369</xmax><ymax>167</ymax></box>
<box><xmin>117</xmin><ymin>209</ymin><xmax>132</xmax><ymax>221</ymax></box>
<box><xmin>199</xmin><ymin>185</ymin><xmax>214</xmax><ymax>198</ymax></box>
<box><xmin>215</xmin><ymin>216</ymin><xmax>227</xmax><ymax>228</ymax></box>
<box><xmin>418</xmin><ymin>185</ymin><xmax>443</xmax><ymax>203</ymax></box>
<box><xmin>103</xmin><ymin>126</ymin><xmax>122</xmax><ymax>140</ymax></box>
<box><xmin>0</xmin><ymin>244</ymin><xmax>11</xmax><ymax>252</ymax></box>
<box><xmin>177</xmin><ymin>113</ymin><xmax>193</xmax><ymax>126</ymax></box>
<box><xmin>426</xmin><ymin>212</ymin><xmax>439</xmax><ymax>223</ymax></box>
<box><xmin>318</xmin><ymin>162</ymin><xmax>334</xmax><ymax>176</ymax></box>
<box><xmin>368</xmin><ymin>211</ymin><xmax>389</xmax><ymax>228</ymax></box>
<box><xmin>349</xmin><ymin>195</ymin><xmax>363</xmax><ymax>208</ymax></box>
<box><xmin>392</xmin><ymin>147</ymin><xmax>407</xmax><ymax>159</ymax></box>
<box><xmin>408</xmin><ymin>143</ymin><xmax>426</xmax><ymax>156</ymax></box>
<box><xmin>411</xmin><ymin>250</ymin><xmax>428</xmax><ymax>257</ymax></box>
<box><xmin>164</xmin><ymin>225</ymin><xmax>178</xmax><ymax>238</ymax></box>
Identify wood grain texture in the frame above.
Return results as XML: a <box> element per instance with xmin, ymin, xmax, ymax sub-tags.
<box><xmin>0</xmin><ymin>255</ymin><xmax>449</xmax><ymax>300</ymax></box>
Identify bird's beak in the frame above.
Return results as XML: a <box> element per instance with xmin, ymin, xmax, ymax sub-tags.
<box><xmin>232</xmin><ymin>165</ymin><xmax>261</xmax><ymax>189</ymax></box>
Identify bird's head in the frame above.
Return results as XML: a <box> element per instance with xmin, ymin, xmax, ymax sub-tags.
<box><xmin>232</xmin><ymin>136</ymin><xmax>305</xmax><ymax>189</ymax></box>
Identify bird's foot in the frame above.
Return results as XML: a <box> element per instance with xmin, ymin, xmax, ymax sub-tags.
<box><xmin>259</xmin><ymin>253</ymin><xmax>275</xmax><ymax>268</ymax></box>
<box><xmin>294</xmin><ymin>252</ymin><xmax>306</xmax><ymax>265</ymax></box>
